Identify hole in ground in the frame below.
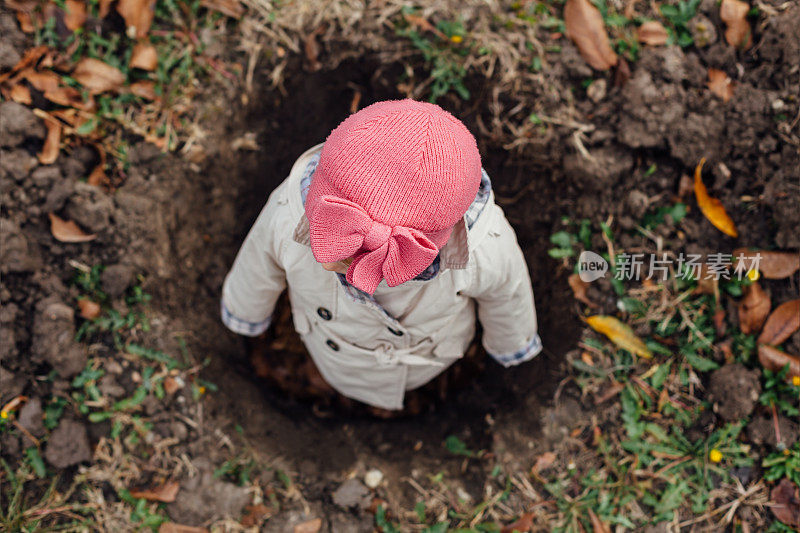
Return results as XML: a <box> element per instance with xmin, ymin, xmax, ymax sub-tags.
<box><xmin>168</xmin><ymin>57</ymin><xmax>580</xmax><ymax>504</ymax></box>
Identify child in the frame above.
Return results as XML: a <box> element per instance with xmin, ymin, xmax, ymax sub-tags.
<box><xmin>221</xmin><ymin>99</ymin><xmax>541</xmax><ymax>411</ymax></box>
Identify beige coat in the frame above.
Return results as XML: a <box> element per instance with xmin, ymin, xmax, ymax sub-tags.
<box><xmin>222</xmin><ymin>144</ymin><xmax>540</xmax><ymax>410</ymax></box>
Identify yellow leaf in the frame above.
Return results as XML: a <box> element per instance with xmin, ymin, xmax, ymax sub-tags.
<box><xmin>693</xmin><ymin>158</ymin><xmax>738</xmax><ymax>237</ymax></box>
<box><xmin>586</xmin><ymin>315</ymin><xmax>652</xmax><ymax>359</ymax></box>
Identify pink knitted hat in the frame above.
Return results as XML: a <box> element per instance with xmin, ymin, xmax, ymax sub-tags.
<box><xmin>306</xmin><ymin>99</ymin><xmax>482</xmax><ymax>295</ymax></box>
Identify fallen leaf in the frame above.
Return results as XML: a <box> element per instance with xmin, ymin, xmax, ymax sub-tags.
<box><xmin>637</xmin><ymin>21</ymin><xmax>669</xmax><ymax>45</ymax></box>
<box><xmin>240</xmin><ymin>503</ymin><xmax>273</xmax><ymax>527</ymax></box>
<box><xmin>130</xmin><ymin>42</ymin><xmax>158</xmax><ymax>71</ymax></box>
<box><xmin>720</xmin><ymin>0</ymin><xmax>752</xmax><ymax>50</ymax></box>
<box><xmin>678</xmin><ymin>174</ymin><xmax>693</xmax><ymax>198</ymax></box>
<box><xmin>613</xmin><ymin>55</ymin><xmax>630</xmax><ymax>87</ymax></box>
<box><xmin>16</xmin><ymin>11</ymin><xmax>34</xmax><ymax>33</ymax></box>
<box><xmin>758</xmin><ymin>344</ymin><xmax>800</xmax><ymax>379</ymax></box>
<box><xmin>48</xmin><ymin>213</ymin><xmax>96</xmax><ymax>243</ymax></box>
<box><xmin>770</xmin><ymin>478</ymin><xmax>800</xmax><ymax>528</ymax></box>
<box><xmin>707</xmin><ymin>68</ymin><xmax>734</xmax><ymax>103</ymax></box>
<box><xmin>129</xmin><ymin>481</ymin><xmax>180</xmax><ymax>503</ymax></box>
<box><xmin>8</xmin><ymin>83</ymin><xmax>32</xmax><ymax>104</ymax></box>
<box><xmin>38</xmin><ymin>118</ymin><xmax>62</xmax><ymax>165</ymax></box>
<box><xmin>23</xmin><ymin>69</ymin><xmax>61</xmax><ymax>93</ymax></box>
<box><xmin>117</xmin><ymin>0</ymin><xmax>156</xmax><ymax>38</ymax></box>
<box><xmin>713</xmin><ymin>307</ymin><xmax>726</xmax><ymax>337</ymax></box>
<box><xmin>530</xmin><ymin>451</ymin><xmax>557</xmax><ymax>476</ymax></box>
<box><xmin>78</xmin><ymin>299</ymin><xmax>101</xmax><ymax>319</ymax></box>
<box><xmin>158</xmin><ymin>523</ymin><xmax>208</xmax><ymax>533</ymax></box>
<box><xmin>564</xmin><ymin>0</ymin><xmax>618</xmax><ymax>70</ymax></box>
<box><xmin>568</xmin><ymin>273</ymin><xmax>598</xmax><ymax>307</ymax></box>
<box><xmin>98</xmin><ymin>0</ymin><xmax>113</xmax><ymax>17</ymax></box>
<box><xmin>163</xmin><ymin>376</ymin><xmax>183</xmax><ymax>395</ymax></box>
<box><xmin>303</xmin><ymin>26</ymin><xmax>325</xmax><ymax>72</ymax></box>
<box><xmin>293</xmin><ymin>518</ymin><xmax>322</xmax><ymax>533</ymax></box>
<box><xmin>588</xmin><ymin>508</ymin><xmax>612</xmax><ymax>533</ymax></box>
<box><xmin>87</xmin><ymin>147</ymin><xmax>108</xmax><ymax>186</ymax></box>
<box><xmin>403</xmin><ymin>13</ymin><xmax>447</xmax><ymax>39</ymax></box>
<box><xmin>199</xmin><ymin>0</ymin><xmax>245</xmax><ymax>18</ymax></box>
<box><xmin>64</xmin><ymin>0</ymin><xmax>87</xmax><ymax>30</ymax></box>
<box><xmin>694</xmin><ymin>158</ymin><xmax>738</xmax><ymax>237</ymax></box>
<box><xmin>586</xmin><ymin>315</ymin><xmax>652</xmax><ymax>359</ymax></box>
<box><xmin>717</xmin><ymin>338</ymin><xmax>734</xmax><ymax>363</ymax></box>
<box><xmin>759</xmin><ymin>300</ymin><xmax>800</xmax><ymax>346</ymax></box>
<box><xmin>72</xmin><ymin>58</ymin><xmax>125</xmax><ymax>94</ymax></box>
<box><xmin>129</xmin><ymin>80</ymin><xmax>157</xmax><ymax>100</ymax></box>
<box><xmin>501</xmin><ymin>512</ymin><xmax>535</xmax><ymax>533</ymax></box>
<box><xmin>733</xmin><ymin>249</ymin><xmax>800</xmax><ymax>279</ymax></box>
<box><xmin>738</xmin><ymin>282</ymin><xmax>770</xmax><ymax>334</ymax></box>
<box><xmin>0</xmin><ymin>45</ymin><xmax>48</xmax><ymax>84</ymax></box>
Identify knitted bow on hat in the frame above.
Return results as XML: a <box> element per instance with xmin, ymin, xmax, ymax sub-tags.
<box><xmin>309</xmin><ymin>196</ymin><xmax>440</xmax><ymax>295</ymax></box>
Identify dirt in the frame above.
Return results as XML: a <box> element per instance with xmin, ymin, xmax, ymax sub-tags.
<box><xmin>1</xmin><ymin>0</ymin><xmax>799</xmax><ymax>528</ymax></box>
<box><xmin>708</xmin><ymin>363</ymin><xmax>761</xmax><ymax>422</ymax></box>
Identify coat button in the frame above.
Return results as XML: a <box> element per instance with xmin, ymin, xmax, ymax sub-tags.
<box><xmin>317</xmin><ymin>307</ymin><xmax>332</xmax><ymax>320</ymax></box>
<box><xmin>326</xmin><ymin>339</ymin><xmax>340</xmax><ymax>351</ymax></box>
<box><xmin>387</xmin><ymin>326</ymin><xmax>403</xmax><ymax>336</ymax></box>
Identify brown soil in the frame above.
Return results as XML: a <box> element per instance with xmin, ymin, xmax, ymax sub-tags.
<box><xmin>2</xmin><ymin>0</ymin><xmax>799</xmax><ymax>529</ymax></box>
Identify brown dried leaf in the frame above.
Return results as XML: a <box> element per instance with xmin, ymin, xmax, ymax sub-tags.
<box><xmin>564</xmin><ymin>0</ymin><xmax>618</xmax><ymax>70</ymax></box>
<box><xmin>87</xmin><ymin>147</ymin><xmax>108</xmax><ymax>186</ymax></box>
<box><xmin>303</xmin><ymin>26</ymin><xmax>325</xmax><ymax>72</ymax></box>
<box><xmin>0</xmin><ymin>45</ymin><xmax>48</xmax><ymax>84</ymax></box>
<box><xmin>713</xmin><ymin>307</ymin><xmax>726</xmax><ymax>337</ymax></box>
<box><xmin>158</xmin><ymin>523</ymin><xmax>208</xmax><ymax>533</ymax></box>
<box><xmin>199</xmin><ymin>0</ymin><xmax>245</xmax><ymax>18</ymax></box>
<box><xmin>530</xmin><ymin>451</ymin><xmax>557</xmax><ymax>476</ymax></box>
<box><xmin>45</xmin><ymin>85</ymin><xmax>86</xmax><ymax>108</ymax></box>
<box><xmin>23</xmin><ymin>69</ymin><xmax>61</xmax><ymax>93</ymax></box>
<box><xmin>758</xmin><ymin>345</ymin><xmax>800</xmax><ymax>379</ymax></box>
<box><xmin>78</xmin><ymin>299</ymin><xmax>101</xmax><ymax>319</ymax></box>
<box><xmin>129</xmin><ymin>481</ymin><xmax>180</xmax><ymax>503</ymax></box>
<box><xmin>98</xmin><ymin>0</ymin><xmax>113</xmax><ymax>17</ymax></box>
<box><xmin>738</xmin><ymin>282</ymin><xmax>770</xmax><ymax>334</ymax></box>
<box><xmin>733</xmin><ymin>249</ymin><xmax>800</xmax><ymax>279</ymax></box>
<box><xmin>637</xmin><ymin>21</ymin><xmax>669</xmax><ymax>45</ymax></box>
<box><xmin>16</xmin><ymin>11</ymin><xmax>34</xmax><ymax>33</ymax></box>
<box><xmin>501</xmin><ymin>512</ymin><xmax>535</xmax><ymax>533</ymax></box>
<box><xmin>293</xmin><ymin>518</ymin><xmax>322</xmax><ymax>533</ymax></box>
<box><xmin>595</xmin><ymin>380</ymin><xmax>625</xmax><ymax>404</ymax></box>
<box><xmin>163</xmin><ymin>377</ymin><xmax>183</xmax><ymax>395</ymax></box>
<box><xmin>117</xmin><ymin>0</ymin><xmax>155</xmax><ymax>38</ymax></box>
<box><xmin>64</xmin><ymin>0</ymin><xmax>87</xmax><ymax>31</ymax></box>
<box><xmin>759</xmin><ymin>300</ymin><xmax>800</xmax><ymax>347</ymax></box>
<box><xmin>240</xmin><ymin>503</ymin><xmax>273</xmax><ymax>527</ymax></box>
<box><xmin>38</xmin><ymin>118</ymin><xmax>61</xmax><ymax>164</ymax></box>
<box><xmin>694</xmin><ymin>158</ymin><xmax>738</xmax><ymax>237</ymax></box>
<box><xmin>568</xmin><ymin>273</ymin><xmax>598</xmax><ymax>307</ymax></box>
<box><xmin>72</xmin><ymin>58</ymin><xmax>125</xmax><ymax>94</ymax></box>
<box><xmin>48</xmin><ymin>213</ymin><xmax>96</xmax><ymax>243</ymax></box>
<box><xmin>707</xmin><ymin>68</ymin><xmax>734</xmax><ymax>103</ymax></box>
<box><xmin>130</xmin><ymin>42</ymin><xmax>158</xmax><ymax>71</ymax></box>
<box><xmin>720</xmin><ymin>0</ymin><xmax>752</xmax><ymax>50</ymax></box>
<box><xmin>403</xmin><ymin>13</ymin><xmax>447</xmax><ymax>39</ymax></box>
<box><xmin>8</xmin><ymin>84</ymin><xmax>32</xmax><ymax>104</ymax></box>
<box><xmin>769</xmin><ymin>478</ymin><xmax>800</xmax><ymax>528</ymax></box>
<box><xmin>588</xmin><ymin>508</ymin><xmax>612</xmax><ymax>533</ymax></box>
<box><xmin>129</xmin><ymin>80</ymin><xmax>157</xmax><ymax>100</ymax></box>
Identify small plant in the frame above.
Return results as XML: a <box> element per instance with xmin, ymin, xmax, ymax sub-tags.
<box><xmin>759</xmin><ymin>364</ymin><xmax>800</xmax><ymax>418</ymax></box>
<box><xmin>395</xmin><ymin>9</ymin><xmax>471</xmax><ymax>102</ymax></box>
<box><xmin>763</xmin><ymin>443</ymin><xmax>800</xmax><ymax>486</ymax></box>
<box><xmin>660</xmin><ymin>0</ymin><xmax>701</xmax><ymax>47</ymax></box>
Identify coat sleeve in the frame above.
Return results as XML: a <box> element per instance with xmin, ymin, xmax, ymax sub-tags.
<box><xmin>466</xmin><ymin>206</ymin><xmax>542</xmax><ymax>367</ymax></box>
<box><xmin>220</xmin><ymin>197</ymin><xmax>287</xmax><ymax>336</ymax></box>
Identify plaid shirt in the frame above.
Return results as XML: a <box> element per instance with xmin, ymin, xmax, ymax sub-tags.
<box><xmin>222</xmin><ymin>152</ymin><xmax>541</xmax><ymax>367</ymax></box>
